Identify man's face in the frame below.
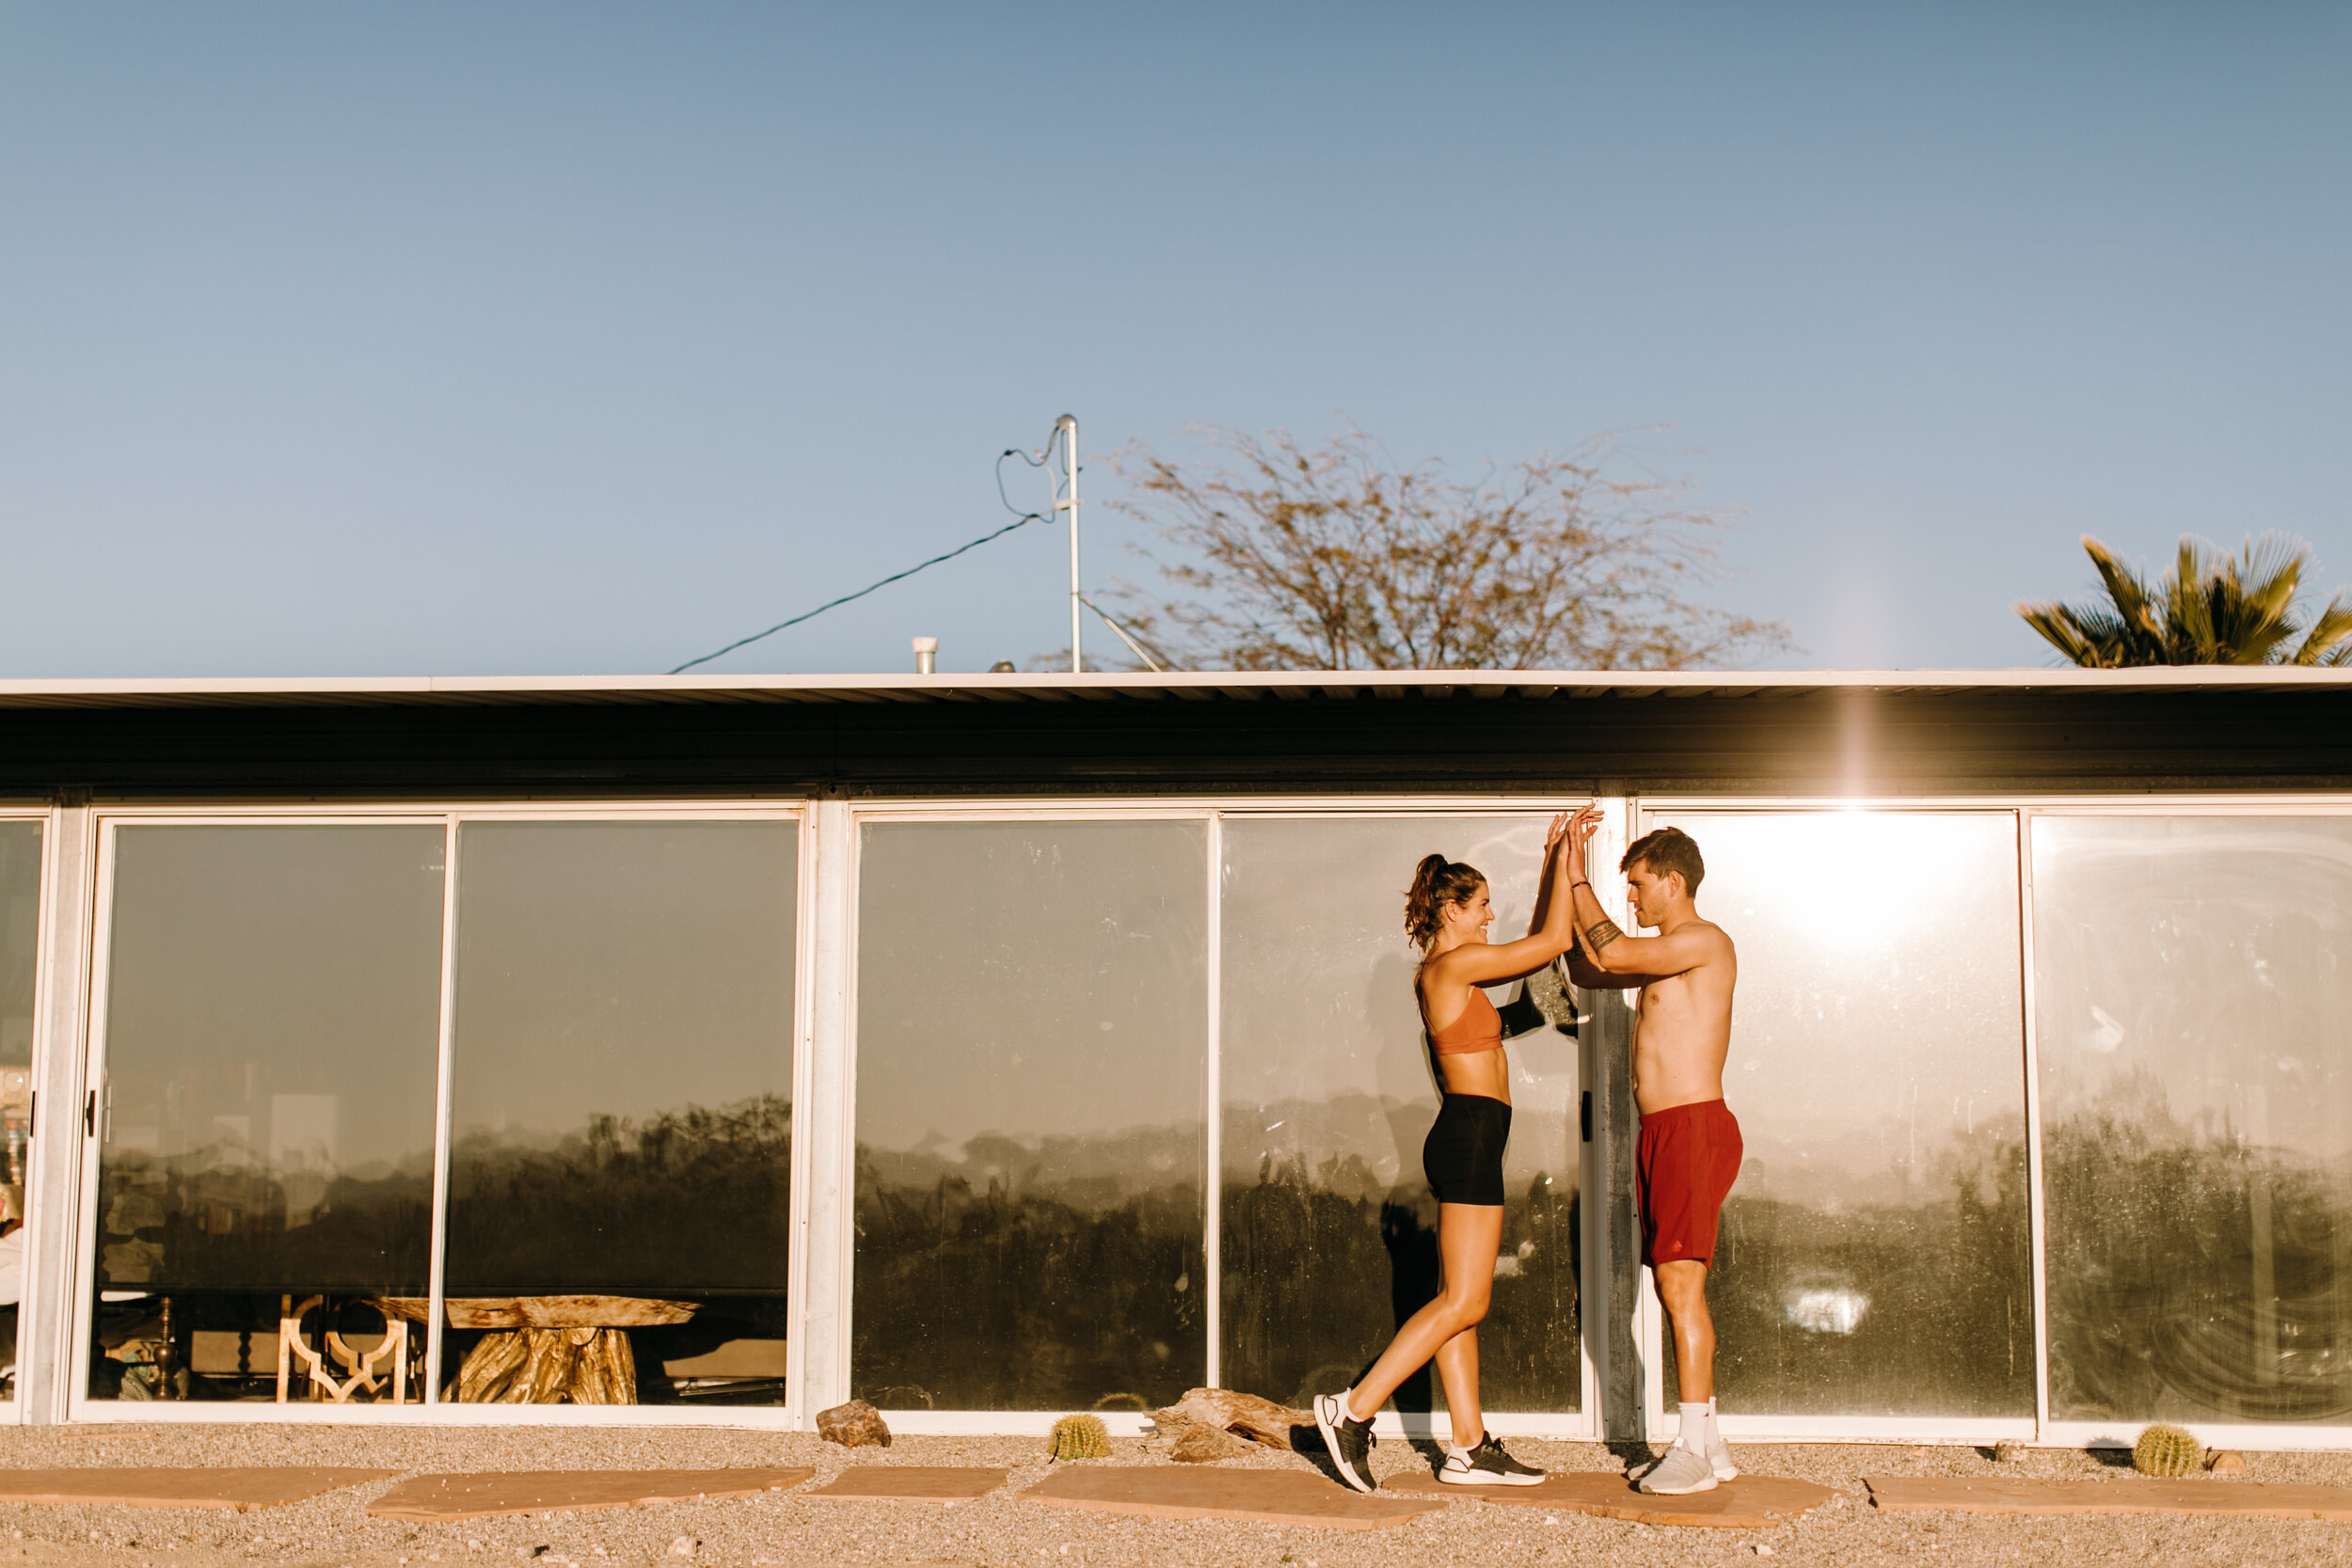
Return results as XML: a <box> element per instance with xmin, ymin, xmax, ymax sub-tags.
<box><xmin>1625</xmin><ymin>862</ymin><xmax>1681</xmax><ymax>928</ymax></box>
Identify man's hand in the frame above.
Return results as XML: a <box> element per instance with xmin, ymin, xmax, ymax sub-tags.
<box><xmin>1565</xmin><ymin>803</ymin><xmax>1604</xmax><ymax>880</ymax></box>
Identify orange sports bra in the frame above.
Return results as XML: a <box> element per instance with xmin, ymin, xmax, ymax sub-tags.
<box><xmin>1425</xmin><ymin>985</ymin><xmax>1502</xmax><ymax>1055</ymax></box>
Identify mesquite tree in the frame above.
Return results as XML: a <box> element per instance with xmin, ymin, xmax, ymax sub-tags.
<box><xmin>1102</xmin><ymin>423</ymin><xmax>1788</xmax><ymax>672</ymax></box>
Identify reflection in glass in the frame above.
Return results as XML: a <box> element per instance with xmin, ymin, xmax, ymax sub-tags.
<box><xmin>0</xmin><ymin>822</ymin><xmax>41</xmax><ymax>1393</ymax></box>
<box><xmin>1220</xmin><ymin>817</ymin><xmax>1580</xmax><ymax>1414</ymax></box>
<box><xmin>854</xmin><ymin>821</ymin><xmax>1207</xmax><ymax>1411</ymax></box>
<box><xmin>92</xmin><ymin>827</ymin><xmax>445</xmax><ymax>1401</ymax></box>
<box><xmin>1649</xmin><ymin>813</ymin><xmax>2032</xmax><ymax>1418</ymax></box>
<box><xmin>445</xmin><ymin>822</ymin><xmax>798</xmax><ymax>1405</ymax></box>
<box><xmin>2034</xmin><ymin>816</ymin><xmax>2352</xmax><ymax>1424</ymax></box>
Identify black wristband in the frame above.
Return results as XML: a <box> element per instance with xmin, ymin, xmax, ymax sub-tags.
<box><xmin>1571</xmin><ymin>879</ymin><xmax>1592</xmax><ymax>891</ymax></box>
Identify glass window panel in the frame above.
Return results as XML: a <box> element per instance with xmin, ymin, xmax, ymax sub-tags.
<box><xmin>445</xmin><ymin>821</ymin><xmax>798</xmax><ymax>1406</ymax></box>
<box><xmin>0</xmin><ymin>821</ymin><xmax>41</xmax><ymax>1390</ymax></box>
<box><xmin>1220</xmin><ymin>816</ymin><xmax>1581</xmax><ymax>1415</ymax></box>
<box><xmin>92</xmin><ymin>825</ymin><xmax>445</xmax><ymax>1402</ymax></box>
<box><xmin>2034</xmin><ymin>816</ymin><xmax>2352</xmax><ymax>1425</ymax></box>
<box><xmin>1649</xmin><ymin>812</ymin><xmax>2032</xmax><ymax>1418</ymax></box>
<box><xmin>853</xmin><ymin>820</ymin><xmax>1207</xmax><ymax>1412</ymax></box>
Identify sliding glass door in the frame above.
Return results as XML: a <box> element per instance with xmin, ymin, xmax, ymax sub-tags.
<box><xmin>1219</xmin><ymin>816</ymin><xmax>1581</xmax><ymax>1417</ymax></box>
<box><xmin>847</xmin><ymin>810</ymin><xmax>1588</xmax><ymax>1423</ymax></box>
<box><xmin>77</xmin><ymin>812</ymin><xmax>801</xmax><ymax>1412</ymax></box>
<box><xmin>851</xmin><ymin>819</ymin><xmax>1210</xmax><ymax>1412</ymax></box>
<box><xmin>1643</xmin><ymin>811</ymin><xmax>2034</xmax><ymax>1425</ymax></box>
<box><xmin>2032</xmin><ymin>815</ymin><xmax>2352</xmax><ymax>1430</ymax></box>
<box><xmin>0</xmin><ymin>820</ymin><xmax>46</xmax><ymax>1402</ymax></box>
<box><xmin>87</xmin><ymin>826</ymin><xmax>444</xmax><ymax>1402</ymax></box>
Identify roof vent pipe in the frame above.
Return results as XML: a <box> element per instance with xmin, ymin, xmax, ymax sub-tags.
<box><xmin>912</xmin><ymin>637</ymin><xmax>938</xmax><ymax>675</ymax></box>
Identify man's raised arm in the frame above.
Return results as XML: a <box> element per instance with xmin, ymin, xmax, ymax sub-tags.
<box><xmin>1562</xmin><ymin>805</ymin><xmax>1714</xmax><ymax>979</ymax></box>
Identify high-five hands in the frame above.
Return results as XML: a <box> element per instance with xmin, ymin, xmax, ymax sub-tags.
<box><xmin>1545</xmin><ymin>810</ymin><xmax>1574</xmax><ymax>859</ymax></box>
<box><xmin>1565</xmin><ymin>803</ymin><xmax>1605</xmax><ymax>879</ymax></box>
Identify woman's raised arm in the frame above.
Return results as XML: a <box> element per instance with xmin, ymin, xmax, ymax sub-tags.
<box><xmin>1428</xmin><ymin>811</ymin><xmax>1580</xmax><ymax>986</ymax></box>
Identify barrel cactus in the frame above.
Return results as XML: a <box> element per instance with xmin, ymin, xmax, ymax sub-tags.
<box><xmin>2132</xmin><ymin>1423</ymin><xmax>2203</xmax><ymax>1478</ymax></box>
<box><xmin>1050</xmin><ymin>1413</ymin><xmax>1112</xmax><ymax>1461</ymax></box>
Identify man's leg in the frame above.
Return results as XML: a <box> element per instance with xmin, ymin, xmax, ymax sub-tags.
<box><xmin>1654</xmin><ymin>1259</ymin><xmax>1714</xmax><ymax>1402</ymax></box>
<box><xmin>1639</xmin><ymin>1258</ymin><xmax>1725</xmax><ymax>1493</ymax></box>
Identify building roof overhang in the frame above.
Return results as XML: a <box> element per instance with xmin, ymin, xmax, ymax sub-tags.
<box><xmin>0</xmin><ymin>665</ymin><xmax>2348</xmax><ymax>710</ymax></box>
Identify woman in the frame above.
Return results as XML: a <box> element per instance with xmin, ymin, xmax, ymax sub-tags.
<box><xmin>1315</xmin><ymin>813</ymin><xmax>1580</xmax><ymax>1492</ymax></box>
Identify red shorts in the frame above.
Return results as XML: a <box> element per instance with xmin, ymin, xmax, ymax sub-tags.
<box><xmin>1636</xmin><ymin>1099</ymin><xmax>1742</xmax><ymax>1268</ymax></box>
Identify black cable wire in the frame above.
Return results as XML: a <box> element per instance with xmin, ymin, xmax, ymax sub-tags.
<box><xmin>669</xmin><ymin>448</ymin><xmax>1055</xmax><ymax>674</ymax></box>
<box><xmin>996</xmin><ymin>446</ymin><xmax>1046</xmax><ymax>518</ymax></box>
<box><xmin>671</xmin><ymin>506</ymin><xmax>1044</xmax><ymax>674</ymax></box>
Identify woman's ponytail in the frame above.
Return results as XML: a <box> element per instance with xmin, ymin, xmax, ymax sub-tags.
<box><xmin>1405</xmin><ymin>853</ymin><xmax>1486</xmax><ymax>946</ymax></box>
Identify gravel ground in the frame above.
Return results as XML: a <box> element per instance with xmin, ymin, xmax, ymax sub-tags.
<box><xmin>0</xmin><ymin>1423</ymin><xmax>2345</xmax><ymax>1568</ymax></box>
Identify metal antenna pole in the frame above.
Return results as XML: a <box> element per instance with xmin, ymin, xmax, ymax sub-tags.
<box><xmin>1057</xmin><ymin>414</ymin><xmax>1080</xmax><ymax>673</ymax></box>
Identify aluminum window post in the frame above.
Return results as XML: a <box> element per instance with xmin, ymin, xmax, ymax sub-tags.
<box><xmin>20</xmin><ymin>806</ymin><xmax>87</xmax><ymax>1425</ymax></box>
<box><xmin>796</xmin><ymin>797</ymin><xmax>859</xmax><ymax>1421</ymax></box>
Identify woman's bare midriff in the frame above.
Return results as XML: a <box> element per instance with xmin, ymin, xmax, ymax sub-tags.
<box><xmin>1436</xmin><ymin>1046</ymin><xmax>1511</xmax><ymax>1104</ymax></box>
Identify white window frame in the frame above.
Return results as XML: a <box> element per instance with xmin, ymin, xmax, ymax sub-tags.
<box><xmin>64</xmin><ymin>800</ymin><xmax>814</xmax><ymax>1428</ymax></box>
<box><xmin>838</xmin><ymin>795</ymin><xmax>1606</xmax><ymax>1442</ymax></box>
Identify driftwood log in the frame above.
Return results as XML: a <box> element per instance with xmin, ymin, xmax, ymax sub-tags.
<box><xmin>371</xmin><ymin>1295</ymin><xmax>698</xmax><ymax>1404</ymax></box>
<box><xmin>373</xmin><ymin>1296</ymin><xmax>698</xmax><ymax>1331</ymax></box>
<box><xmin>1169</xmin><ymin>1424</ymin><xmax>1250</xmax><ymax>1463</ymax></box>
<box><xmin>453</xmin><ymin>1324</ymin><xmax>638</xmax><ymax>1403</ymax></box>
<box><xmin>1151</xmin><ymin>1387</ymin><xmax>1312</xmax><ymax>1452</ymax></box>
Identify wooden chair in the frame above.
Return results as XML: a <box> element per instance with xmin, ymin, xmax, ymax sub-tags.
<box><xmin>276</xmin><ymin>1295</ymin><xmax>408</xmax><ymax>1403</ymax></box>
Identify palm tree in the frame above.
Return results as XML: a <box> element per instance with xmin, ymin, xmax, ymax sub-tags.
<box><xmin>2017</xmin><ymin>533</ymin><xmax>2352</xmax><ymax>668</ymax></box>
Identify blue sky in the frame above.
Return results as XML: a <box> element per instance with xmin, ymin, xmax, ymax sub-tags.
<box><xmin>4</xmin><ymin>3</ymin><xmax>2347</xmax><ymax>675</ymax></box>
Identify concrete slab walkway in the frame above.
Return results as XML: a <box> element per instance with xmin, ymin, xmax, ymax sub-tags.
<box><xmin>364</xmin><ymin>1468</ymin><xmax>815</xmax><ymax>1521</ymax></box>
<box><xmin>0</xmin><ymin>1468</ymin><xmax>395</xmax><ymax>1513</ymax></box>
<box><xmin>1866</xmin><ymin>1474</ymin><xmax>2352</xmax><ymax>1521</ymax></box>
<box><xmin>1383</xmin><ymin>1469</ymin><xmax>1839</xmax><ymax>1527</ymax></box>
<box><xmin>1022</xmin><ymin>1465</ymin><xmax>1443</xmax><ymax>1529</ymax></box>
<box><xmin>804</xmin><ymin>1466</ymin><xmax>1007</xmax><ymax>1503</ymax></box>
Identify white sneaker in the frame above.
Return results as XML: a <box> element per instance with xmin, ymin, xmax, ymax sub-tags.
<box><xmin>1637</xmin><ymin>1444</ymin><xmax>1719</xmax><ymax>1495</ymax></box>
<box><xmin>1708</xmin><ymin>1436</ymin><xmax>1739</xmax><ymax>1481</ymax></box>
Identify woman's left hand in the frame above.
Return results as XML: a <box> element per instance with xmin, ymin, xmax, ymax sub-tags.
<box><xmin>1545</xmin><ymin>810</ymin><xmax>1574</xmax><ymax>856</ymax></box>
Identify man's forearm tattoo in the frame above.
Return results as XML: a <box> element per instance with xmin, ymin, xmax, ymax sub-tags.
<box><xmin>1583</xmin><ymin>917</ymin><xmax>1624</xmax><ymax>953</ymax></box>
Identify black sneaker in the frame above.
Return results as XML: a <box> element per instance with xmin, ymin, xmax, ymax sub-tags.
<box><xmin>1438</xmin><ymin>1432</ymin><xmax>1545</xmax><ymax>1486</ymax></box>
<box><xmin>1313</xmin><ymin>1393</ymin><xmax>1377</xmax><ymax>1494</ymax></box>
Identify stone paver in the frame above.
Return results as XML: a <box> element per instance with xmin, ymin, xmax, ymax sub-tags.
<box><xmin>364</xmin><ymin>1467</ymin><xmax>815</xmax><ymax>1521</ymax></box>
<box><xmin>1865</xmin><ymin>1474</ymin><xmax>2352</xmax><ymax>1520</ymax></box>
<box><xmin>1384</xmin><ymin>1470</ymin><xmax>1839</xmax><ymax>1528</ymax></box>
<box><xmin>1022</xmin><ymin>1465</ymin><xmax>1443</xmax><ymax>1529</ymax></box>
<box><xmin>0</xmin><ymin>1468</ymin><xmax>395</xmax><ymax>1513</ymax></box>
<box><xmin>805</xmin><ymin>1466</ymin><xmax>1008</xmax><ymax>1503</ymax></box>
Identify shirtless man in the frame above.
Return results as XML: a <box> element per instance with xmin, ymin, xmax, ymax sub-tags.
<box><xmin>1561</xmin><ymin>805</ymin><xmax>1742</xmax><ymax>1495</ymax></box>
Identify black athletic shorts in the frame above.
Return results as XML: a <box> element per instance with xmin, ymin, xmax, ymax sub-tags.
<box><xmin>1422</xmin><ymin>1093</ymin><xmax>1512</xmax><ymax>1207</ymax></box>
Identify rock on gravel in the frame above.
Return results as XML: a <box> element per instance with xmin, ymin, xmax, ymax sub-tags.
<box><xmin>815</xmin><ymin>1400</ymin><xmax>891</xmax><ymax>1449</ymax></box>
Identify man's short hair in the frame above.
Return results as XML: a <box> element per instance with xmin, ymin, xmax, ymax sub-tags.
<box><xmin>1622</xmin><ymin>826</ymin><xmax>1704</xmax><ymax>895</ymax></box>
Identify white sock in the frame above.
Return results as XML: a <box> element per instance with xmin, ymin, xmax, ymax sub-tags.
<box><xmin>1706</xmin><ymin>1397</ymin><xmax>1724</xmax><ymax>1449</ymax></box>
<box><xmin>1678</xmin><ymin>1402</ymin><xmax>1708</xmax><ymax>1450</ymax></box>
<box><xmin>1341</xmin><ymin>1387</ymin><xmax>1371</xmax><ymax>1424</ymax></box>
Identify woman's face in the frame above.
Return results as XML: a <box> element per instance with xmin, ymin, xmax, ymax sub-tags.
<box><xmin>1442</xmin><ymin>884</ymin><xmax>1494</xmax><ymax>942</ymax></box>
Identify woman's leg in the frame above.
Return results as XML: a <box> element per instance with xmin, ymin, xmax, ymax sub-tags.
<box><xmin>1431</xmin><ymin>1318</ymin><xmax>1484</xmax><ymax>1450</ymax></box>
<box><xmin>1345</xmin><ymin>1202</ymin><xmax>1502</xmax><ymax>1424</ymax></box>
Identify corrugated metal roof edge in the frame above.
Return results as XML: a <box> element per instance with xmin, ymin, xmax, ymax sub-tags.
<box><xmin>0</xmin><ymin>666</ymin><xmax>2348</xmax><ymax>708</ymax></box>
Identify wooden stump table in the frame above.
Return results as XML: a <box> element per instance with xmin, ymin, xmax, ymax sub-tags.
<box><xmin>373</xmin><ymin>1296</ymin><xmax>698</xmax><ymax>1405</ymax></box>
